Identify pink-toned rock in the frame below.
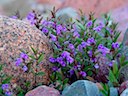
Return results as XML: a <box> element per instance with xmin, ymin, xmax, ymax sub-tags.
<box><xmin>25</xmin><ymin>85</ymin><xmax>60</xmax><ymax>96</ymax></box>
<box><xmin>111</xmin><ymin>5</ymin><xmax>128</xmax><ymax>42</ymax></box>
<box><xmin>119</xmin><ymin>81</ymin><xmax>128</xmax><ymax>94</ymax></box>
<box><xmin>51</xmin><ymin>0</ymin><xmax>128</xmax><ymax>17</ymax></box>
<box><xmin>0</xmin><ymin>15</ymin><xmax>52</xmax><ymax>87</ymax></box>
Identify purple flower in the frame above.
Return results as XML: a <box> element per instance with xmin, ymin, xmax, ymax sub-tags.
<box><xmin>61</xmin><ymin>51</ymin><xmax>70</xmax><ymax>58</ymax></box>
<box><xmin>52</xmin><ymin>66</ymin><xmax>58</xmax><ymax>71</ymax></box>
<box><xmin>93</xmin><ymin>25</ymin><xmax>103</xmax><ymax>32</ymax></box>
<box><xmin>86</xmin><ymin>20</ymin><xmax>93</xmax><ymax>28</ymax></box>
<box><xmin>81</xmin><ymin>42</ymin><xmax>88</xmax><ymax>48</ymax></box>
<box><xmin>60</xmin><ymin>61</ymin><xmax>66</xmax><ymax>67</ymax></box>
<box><xmin>80</xmin><ymin>71</ymin><xmax>87</xmax><ymax>77</ymax></box>
<box><xmin>11</xmin><ymin>16</ymin><xmax>18</xmax><ymax>19</ymax></box>
<box><xmin>94</xmin><ymin>64</ymin><xmax>99</xmax><ymax>69</ymax></box>
<box><xmin>56</xmin><ymin>25</ymin><xmax>63</xmax><ymax>30</ymax></box>
<box><xmin>56</xmin><ymin>25</ymin><xmax>63</xmax><ymax>35</ymax></box>
<box><xmin>68</xmin><ymin>44</ymin><xmax>75</xmax><ymax>50</ymax></box>
<box><xmin>49</xmin><ymin>57</ymin><xmax>56</xmax><ymax>63</ymax></box>
<box><xmin>42</xmin><ymin>27</ymin><xmax>49</xmax><ymax>34</ymax></box>
<box><xmin>87</xmin><ymin>37</ymin><xmax>95</xmax><ymax>45</ymax></box>
<box><xmin>69</xmin><ymin>69</ymin><xmax>75</xmax><ymax>76</ymax></box>
<box><xmin>66</xmin><ymin>56</ymin><xmax>74</xmax><ymax>64</ymax></box>
<box><xmin>63</xmin><ymin>26</ymin><xmax>67</xmax><ymax>32</ymax></box>
<box><xmin>22</xmin><ymin>65</ymin><xmax>28</xmax><ymax>72</ymax></box>
<box><xmin>15</xmin><ymin>58</ymin><xmax>22</xmax><ymax>66</ymax></box>
<box><xmin>56</xmin><ymin>57</ymin><xmax>63</xmax><ymax>63</ymax></box>
<box><xmin>106</xmin><ymin>27</ymin><xmax>113</xmax><ymax>34</ymax></box>
<box><xmin>20</xmin><ymin>52</ymin><xmax>29</xmax><ymax>60</ymax></box>
<box><xmin>98</xmin><ymin>44</ymin><xmax>110</xmax><ymax>56</ymax></box>
<box><xmin>5</xmin><ymin>91</ymin><xmax>12</xmax><ymax>96</ymax></box>
<box><xmin>108</xmin><ymin>60</ymin><xmax>115</xmax><ymax>67</ymax></box>
<box><xmin>77</xmin><ymin>44</ymin><xmax>83</xmax><ymax>52</ymax></box>
<box><xmin>42</xmin><ymin>20</ymin><xmax>49</xmax><ymax>26</ymax></box>
<box><xmin>50</xmin><ymin>34</ymin><xmax>57</xmax><ymax>42</ymax></box>
<box><xmin>112</xmin><ymin>42</ymin><xmax>119</xmax><ymax>49</ymax></box>
<box><xmin>88</xmin><ymin>50</ymin><xmax>93</xmax><ymax>57</ymax></box>
<box><xmin>56</xmin><ymin>29</ymin><xmax>61</xmax><ymax>35</ymax></box>
<box><xmin>27</xmin><ymin>12</ymin><xmax>35</xmax><ymax>21</ymax></box>
<box><xmin>2</xmin><ymin>84</ymin><xmax>9</xmax><ymax>90</ymax></box>
<box><xmin>73</xmin><ymin>31</ymin><xmax>80</xmax><ymax>38</ymax></box>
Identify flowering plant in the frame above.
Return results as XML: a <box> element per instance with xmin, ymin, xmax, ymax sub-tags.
<box><xmin>26</xmin><ymin>9</ymin><xmax>123</xmax><ymax>91</ymax></box>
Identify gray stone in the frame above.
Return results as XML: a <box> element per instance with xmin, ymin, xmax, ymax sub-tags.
<box><xmin>56</xmin><ymin>7</ymin><xmax>78</xmax><ymax>23</ymax></box>
<box><xmin>121</xmin><ymin>88</ymin><xmax>128</xmax><ymax>96</ymax></box>
<box><xmin>62</xmin><ymin>80</ymin><xmax>99</xmax><ymax>96</ymax></box>
<box><xmin>1</xmin><ymin>0</ymin><xmax>35</xmax><ymax>18</ymax></box>
<box><xmin>110</xmin><ymin>87</ymin><xmax>118</xmax><ymax>96</ymax></box>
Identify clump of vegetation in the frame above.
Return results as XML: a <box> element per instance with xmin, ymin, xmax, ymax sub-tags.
<box><xmin>0</xmin><ymin>8</ymin><xmax>128</xmax><ymax>96</ymax></box>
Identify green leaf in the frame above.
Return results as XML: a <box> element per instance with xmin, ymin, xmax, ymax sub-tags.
<box><xmin>28</xmin><ymin>55</ymin><xmax>36</xmax><ymax>60</ymax></box>
<box><xmin>30</xmin><ymin>47</ymin><xmax>37</xmax><ymax>55</ymax></box>
<box><xmin>35</xmin><ymin>72</ymin><xmax>45</xmax><ymax>76</ymax></box>
<box><xmin>2</xmin><ymin>77</ymin><xmax>12</xmax><ymax>84</ymax></box>
<box><xmin>122</xmin><ymin>61</ymin><xmax>128</xmax><ymax>66</ymax></box>
<box><xmin>76</xmin><ymin>38</ymin><xmax>83</xmax><ymax>44</ymax></box>
<box><xmin>113</xmin><ymin>32</ymin><xmax>121</xmax><ymax>42</ymax></box>
<box><xmin>113</xmin><ymin>63</ymin><xmax>118</xmax><ymax>75</ymax></box>
<box><xmin>38</xmin><ymin>53</ymin><xmax>44</xmax><ymax>64</ymax></box>
<box><xmin>77</xmin><ymin>22</ymin><xmax>85</xmax><ymax>30</ymax></box>
<box><xmin>108</xmin><ymin>69</ymin><xmax>118</xmax><ymax>84</ymax></box>
<box><xmin>0</xmin><ymin>64</ymin><xmax>3</xmax><ymax>71</ymax></box>
<box><xmin>63</xmin><ymin>78</ymin><xmax>69</xmax><ymax>84</ymax></box>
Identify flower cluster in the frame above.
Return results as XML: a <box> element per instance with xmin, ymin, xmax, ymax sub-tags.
<box><xmin>1</xmin><ymin>84</ymin><xmax>13</xmax><ymax>96</ymax></box>
<box><xmin>15</xmin><ymin>52</ymin><xmax>28</xmax><ymax>72</ymax></box>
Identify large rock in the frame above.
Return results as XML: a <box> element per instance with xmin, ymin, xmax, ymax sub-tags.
<box><xmin>119</xmin><ymin>81</ymin><xmax>128</xmax><ymax>94</ymax></box>
<box><xmin>25</xmin><ymin>85</ymin><xmax>60</xmax><ymax>96</ymax></box>
<box><xmin>119</xmin><ymin>65</ymin><xmax>128</xmax><ymax>82</ymax></box>
<box><xmin>0</xmin><ymin>15</ymin><xmax>52</xmax><ymax>87</ymax></box>
<box><xmin>111</xmin><ymin>5</ymin><xmax>128</xmax><ymax>42</ymax></box>
<box><xmin>121</xmin><ymin>88</ymin><xmax>128</xmax><ymax>96</ymax></box>
<box><xmin>62</xmin><ymin>80</ymin><xmax>99</xmax><ymax>96</ymax></box>
<box><xmin>60</xmin><ymin>0</ymin><xmax>128</xmax><ymax>17</ymax></box>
